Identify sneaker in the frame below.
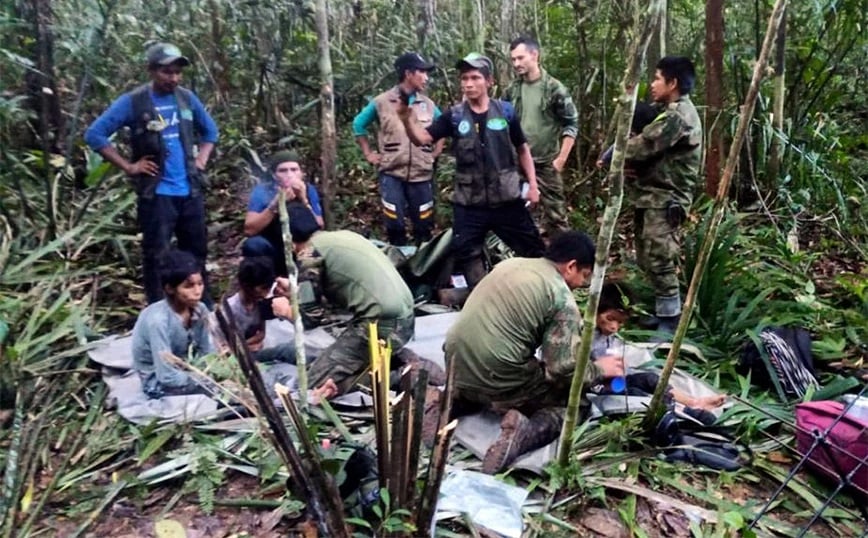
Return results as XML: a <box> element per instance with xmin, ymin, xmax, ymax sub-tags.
<box><xmin>481</xmin><ymin>410</ymin><xmax>530</xmax><ymax>474</ymax></box>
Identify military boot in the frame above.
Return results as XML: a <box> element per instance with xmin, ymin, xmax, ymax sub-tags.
<box><xmin>482</xmin><ymin>408</ymin><xmax>562</xmax><ymax>474</ymax></box>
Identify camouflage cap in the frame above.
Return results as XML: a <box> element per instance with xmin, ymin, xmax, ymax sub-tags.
<box><xmin>456</xmin><ymin>53</ymin><xmax>493</xmax><ymax>77</ymax></box>
<box><xmin>146</xmin><ymin>43</ymin><xmax>190</xmax><ymax>68</ymax></box>
<box><xmin>269</xmin><ymin>150</ymin><xmax>302</xmax><ymax>172</ymax></box>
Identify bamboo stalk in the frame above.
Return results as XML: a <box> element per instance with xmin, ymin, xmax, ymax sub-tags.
<box><xmin>557</xmin><ymin>0</ymin><xmax>666</xmax><ymax>467</ymax></box>
<box><xmin>276</xmin><ymin>190</ymin><xmax>308</xmax><ymax>411</ymax></box>
<box><xmin>215</xmin><ymin>306</ymin><xmax>349</xmax><ymax>537</ymax></box>
<box><xmin>642</xmin><ymin>0</ymin><xmax>790</xmax><ymax>430</ymax></box>
<box><xmin>415</xmin><ymin>419</ymin><xmax>458</xmax><ymax>536</ymax></box>
<box><xmin>404</xmin><ymin>368</ymin><xmax>428</xmax><ymax>509</ymax></box>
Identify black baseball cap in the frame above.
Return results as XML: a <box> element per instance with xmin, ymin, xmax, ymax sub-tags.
<box><xmin>456</xmin><ymin>53</ymin><xmax>493</xmax><ymax>77</ymax></box>
<box><xmin>394</xmin><ymin>52</ymin><xmax>435</xmax><ymax>74</ymax></box>
<box><xmin>146</xmin><ymin>43</ymin><xmax>191</xmax><ymax>68</ymax></box>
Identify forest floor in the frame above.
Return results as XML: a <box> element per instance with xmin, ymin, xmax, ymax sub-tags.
<box><xmin>15</xmin><ymin>174</ymin><xmax>868</xmax><ymax>538</ymax></box>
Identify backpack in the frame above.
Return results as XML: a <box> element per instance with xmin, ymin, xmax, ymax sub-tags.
<box><xmin>795</xmin><ymin>400</ymin><xmax>868</xmax><ymax>497</ymax></box>
<box><xmin>652</xmin><ymin>409</ymin><xmax>751</xmax><ymax>472</ymax></box>
<box><xmin>739</xmin><ymin>327</ymin><xmax>819</xmax><ymax>401</ymax></box>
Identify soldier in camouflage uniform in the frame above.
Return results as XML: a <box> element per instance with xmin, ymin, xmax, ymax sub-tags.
<box><xmin>272</xmin><ymin>205</ymin><xmax>415</xmax><ymax>397</ymax></box>
<box><xmin>505</xmin><ymin>36</ymin><xmax>579</xmax><ymax>238</ymax></box>
<box><xmin>624</xmin><ymin>56</ymin><xmax>703</xmax><ymax>336</ymax></box>
<box><xmin>441</xmin><ymin>231</ymin><xmax>625</xmax><ymax>473</ymax></box>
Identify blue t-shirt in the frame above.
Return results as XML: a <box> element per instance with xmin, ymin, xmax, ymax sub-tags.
<box><xmin>248</xmin><ymin>181</ymin><xmax>323</xmax><ymax>218</ymax></box>
<box><xmin>85</xmin><ymin>86</ymin><xmax>219</xmax><ymax>196</ymax></box>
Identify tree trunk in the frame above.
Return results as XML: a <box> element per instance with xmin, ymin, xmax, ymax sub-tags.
<box><xmin>704</xmin><ymin>0</ymin><xmax>725</xmax><ymax>196</ymax></box>
<box><xmin>642</xmin><ymin>0</ymin><xmax>789</xmax><ymax>430</ymax></box>
<box><xmin>417</xmin><ymin>0</ymin><xmax>436</xmax><ymax>48</ymax></box>
<box><xmin>22</xmin><ymin>0</ymin><xmax>63</xmax><ymax>237</ymax></box>
<box><xmin>557</xmin><ymin>0</ymin><xmax>666</xmax><ymax>467</ymax></box>
<box><xmin>313</xmin><ymin>0</ymin><xmax>337</xmax><ymax>228</ymax></box>
<box><xmin>498</xmin><ymin>0</ymin><xmax>516</xmax><ymax>88</ymax></box>
<box><xmin>766</xmin><ymin>5</ymin><xmax>786</xmax><ymax>186</ymax></box>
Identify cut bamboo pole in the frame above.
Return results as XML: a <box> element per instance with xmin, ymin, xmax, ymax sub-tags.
<box><xmin>642</xmin><ymin>0</ymin><xmax>789</xmax><ymax>430</ymax></box>
<box><xmin>276</xmin><ymin>191</ymin><xmax>309</xmax><ymax>411</ymax></box>
<box><xmin>557</xmin><ymin>0</ymin><xmax>666</xmax><ymax>467</ymax></box>
<box><xmin>215</xmin><ymin>306</ymin><xmax>348</xmax><ymax>537</ymax></box>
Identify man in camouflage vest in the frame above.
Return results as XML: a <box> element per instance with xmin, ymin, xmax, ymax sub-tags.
<box><xmin>505</xmin><ymin>35</ymin><xmax>579</xmax><ymax>238</ymax></box>
<box><xmin>398</xmin><ymin>53</ymin><xmax>545</xmax><ymax>288</ymax></box>
<box><xmin>353</xmin><ymin>52</ymin><xmax>445</xmax><ymax>246</ymax></box>
<box><xmin>624</xmin><ymin>56</ymin><xmax>703</xmax><ymax>336</ymax></box>
<box><xmin>441</xmin><ymin>231</ymin><xmax>624</xmax><ymax>473</ymax></box>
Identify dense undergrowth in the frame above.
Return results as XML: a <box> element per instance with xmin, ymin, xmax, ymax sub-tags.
<box><xmin>2</xmin><ymin>0</ymin><xmax>867</xmax><ymax>535</ymax></box>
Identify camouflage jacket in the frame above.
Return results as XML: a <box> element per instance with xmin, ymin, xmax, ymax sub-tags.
<box><xmin>504</xmin><ymin>69</ymin><xmax>578</xmax><ymax>162</ymax></box>
<box><xmin>625</xmin><ymin>95</ymin><xmax>702</xmax><ymax>209</ymax></box>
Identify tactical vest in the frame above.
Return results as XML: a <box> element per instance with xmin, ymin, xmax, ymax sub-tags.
<box><xmin>129</xmin><ymin>84</ymin><xmax>202</xmax><ymax>199</ymax></box>
<box><xmin>451</xmin><ymin>100</ymin><xmax>522</xmax><ymax>207</ymax></box>
<box><xmin>373</xmin><ymin>87</ymin><xmax>436</xmax><ymax>182</ymax></box>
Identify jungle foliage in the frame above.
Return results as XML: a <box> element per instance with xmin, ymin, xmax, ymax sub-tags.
<box><xmin>0</xmin><ymin>0</ymin><xmax>866</xmax><ymax>535</ymax></box>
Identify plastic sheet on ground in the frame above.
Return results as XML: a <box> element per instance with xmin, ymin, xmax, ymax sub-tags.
<box><xmin>434</xmin><ymin>469</ymin><xmax>530</xmax><ymax>538</ymax></box>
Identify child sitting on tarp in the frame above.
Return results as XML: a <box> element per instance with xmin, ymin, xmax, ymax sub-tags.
<box><xmin>592</xmin><ymin>281</ymin><xmax>726</xmax><ymax>411</ymax></box>
<box><xmin>132</xmin><ymin>249</ymin><xmax>215</xmax><ymax>399</ymax></box>
<box><xmin>223</xmin><ymin>256</ymin><xmax>297</xmax><ymax>363</ymax></box>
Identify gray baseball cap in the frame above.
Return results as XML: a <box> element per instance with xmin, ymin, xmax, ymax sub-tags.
<box><xmin>146</xmin><ymin>43</ymin><xmax>190</xmax><ymax>67</ymax></box>
<box><xmin>455</xmin><ymin>53</ymin><xmax>493</xmax><ymax>76</ymax></box>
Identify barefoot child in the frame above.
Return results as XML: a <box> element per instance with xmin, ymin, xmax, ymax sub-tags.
<box><xmin>132</xmin><ymin>249</ymin><xmax>214</xmax><ymax>398</ymax></box>
<box><xmin>592</xmin><ymin>282</ymin><xmax>726</xmax><ymax>411</ymax></box>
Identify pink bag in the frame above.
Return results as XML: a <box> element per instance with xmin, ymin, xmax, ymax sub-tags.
<box><xmin>795</xmin><ymin>401</ymin><xmax>868</xmax><ymax>496</ymax></box>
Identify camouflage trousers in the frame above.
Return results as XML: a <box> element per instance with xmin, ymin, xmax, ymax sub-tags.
<box><xmin>307</xmin><ymin>315</ymin><xmax>415</xmax><ymax>395</ymax></box>
<box><xmin>634</xmin><ymin>208</ymin><xmax>681</xmax><ymax>311</ymax></box>
<box><xmin>532</xmin><ymin>162</ymin><xmax>569</xmax><ymax>237</ymax></box>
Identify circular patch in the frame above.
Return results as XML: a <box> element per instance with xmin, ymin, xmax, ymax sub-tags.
<box><xmin>458</xmin><ymin>119</ymin><xmax>471</xmax><ymax>135</ymax></box>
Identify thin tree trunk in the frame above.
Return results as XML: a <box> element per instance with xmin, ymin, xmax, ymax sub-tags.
<box><xmin>313</xmin><ymin>0</ymin><xmax>337</xmax><ymax>228</ymax></box>
<box><xmin>498</xmin><ymin>0</ymin><xmax>516</xmax><ymax>88</ymax></box>
<box><xmin>557</xmin><ymin>0</ymin><xmax>666</xmax><ymax>467</ymax></box>
<box><xmin>704</xmin><ymin>0</ymin><xmax>725</xmax><ymax>196</ymax></box>
<box><xmin>642</xmin><ymin>0</ymin><xmax>789</xmax><ymax>430</ymax></box>
<box><xmin>766</xmin><ymin>5</ymin><xmax>786</xmax><ymax>186</ymax></box>
<box><xmin>417</xmin><ymin>0</ymin><xmax>435</xmax><ymax>48</ymax></box>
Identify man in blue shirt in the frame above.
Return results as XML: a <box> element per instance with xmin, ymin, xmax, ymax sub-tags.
<box><xmin>85</xmin><ymin>43</ymin><xmax>219</xmax><ymax>304</ymax></box>
<box><xmin>353</xmin><ymin>52</ymin><xmax>444</xmax><ymax>246</ymax></box>
<box><xmin>242</xmin><ymin>151</ymin><xmax>323</xmax><ymax>276</ymax></box>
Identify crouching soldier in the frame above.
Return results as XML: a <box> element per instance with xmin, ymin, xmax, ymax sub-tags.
<box><xmin>442</xmin><ymin>231</ymin><xmax>624</xmax><ymax>473</ymax></box>
<box><xmin>271</xmin><ymin>205</ymin><xmax>416</xmax><ymax>397</ymax></box>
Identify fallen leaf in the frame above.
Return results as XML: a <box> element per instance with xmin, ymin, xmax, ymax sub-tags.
<box><xmin>155</xmin><ymin>519</ymin><xmax>187</xmax><ymax>538</ymax></box>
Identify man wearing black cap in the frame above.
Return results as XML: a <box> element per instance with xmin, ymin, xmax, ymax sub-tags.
<box><xmin>271</xmin><ymin>205</ymin><xmax>415</xmax><ymax>397</ymax></box>
<box><xmin>85</xmin><ymin>43</ymin><xmax>219</xmax><ymax>304</ymax></box>
<box><xmin>398</xmin><ymin>53</ymin><xmax>545</xmax><ymax>287</ymax></box>
<box><xmin>352</xmin><ymin>52</ymin><xmax>445</xmax><ymax>246</ymax></box>
<box><xmin>242</xmin><ymin>151</ymin><xmax>324</xmax><ymax>276</ymax></box>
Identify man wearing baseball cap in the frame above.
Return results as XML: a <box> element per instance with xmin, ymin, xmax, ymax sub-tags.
<box><xmin>398</xmin><ymin>52</ymin><xmax>544</xmax><ymax>288</ymax></box>
<box><xmin>353</xmin><ymin>52</ymin><xmax>445</xmax><ymax>246</ymax></box>
<box><xmin>85</xmin><ymin>42</ymin><xmax>219</xmax><ymax>304</ymax></box>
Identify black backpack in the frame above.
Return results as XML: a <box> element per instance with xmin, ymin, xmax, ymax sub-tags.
<box><xmin>739</xmin><ymin>326</ymin><xmax>819</xmax><ymax>401</ymax></box>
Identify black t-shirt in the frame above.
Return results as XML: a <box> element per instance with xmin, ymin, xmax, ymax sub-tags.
<box><xmin>426</xmin><ymin>102</ymin><xmax>527</xmax><ymax>148</ymax></box>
